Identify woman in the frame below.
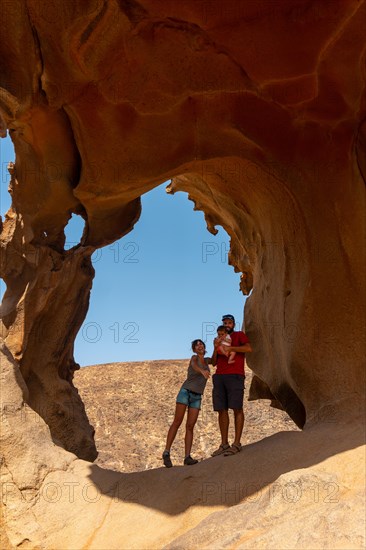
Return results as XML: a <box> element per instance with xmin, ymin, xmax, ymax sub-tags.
<box><xmin>162</xmin><ymin>339</ymin><xmax>211</xmax><ymax>467</ymax></box>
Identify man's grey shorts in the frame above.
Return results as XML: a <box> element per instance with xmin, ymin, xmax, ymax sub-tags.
<box><xmin>212</xmin><ymin>374</ymin><xmax>245</xmax><ymax>411</ymax></box>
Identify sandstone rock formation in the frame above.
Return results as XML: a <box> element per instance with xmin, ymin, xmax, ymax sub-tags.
<box><xmin>0</xmin><ymin>0</ymin><xmax>365</xmax><ymax>548</ymax></box>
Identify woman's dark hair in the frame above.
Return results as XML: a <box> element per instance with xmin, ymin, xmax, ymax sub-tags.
<box><xmin>191</xmin><ymin>339</ymin><xmax>206</xmax><ymax>352</ymax></box>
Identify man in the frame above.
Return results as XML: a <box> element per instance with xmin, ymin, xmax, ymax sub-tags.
<box><xmin>211</xmin><ymin>314</ymin><xmax>252</xmax><ymax>456</ymax></box>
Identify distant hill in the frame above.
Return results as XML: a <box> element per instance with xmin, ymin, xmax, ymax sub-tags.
<box><xmin>75</xmin><ymin>360</ymin><xmax>298</xmax><ymax>472</ymax></box>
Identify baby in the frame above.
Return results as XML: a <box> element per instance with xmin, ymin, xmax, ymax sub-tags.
<box><xmin>215</xmin><ymin>325</ymin><xmax>236</xmax><ymax>364</ymax></box>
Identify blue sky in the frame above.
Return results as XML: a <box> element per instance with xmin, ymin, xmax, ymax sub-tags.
<box><xmin>1</xmin><ymin>134</ymin><xmax>246</xmax><ymax>365</ymax></box>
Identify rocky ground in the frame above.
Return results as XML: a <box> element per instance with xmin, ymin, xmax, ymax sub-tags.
<box><xmin>75</xmin><ymin>360</ymin><xmax>299</xmax><ymax>472</ymax></box>
<box><xmin>4</xmin><ymin>356</ymin><xmax>363</xmax><ymax>549</ymax></box>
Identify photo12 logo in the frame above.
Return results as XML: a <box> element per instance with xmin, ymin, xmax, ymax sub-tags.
<box><xmin>81</xmin><ymin>321</ymin><xmax>139</xmax><ymax>344</ymax></box>
<box><xmin>64</xmin><ymin>241</ymin><xmax>140</xmax><ymax>264</ymax></box>
<box><xmin>201</xmin><ymin>242</ymin><xmax>229</xmax><ymax>264</ymax></box>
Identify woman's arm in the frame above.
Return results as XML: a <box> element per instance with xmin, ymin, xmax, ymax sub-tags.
<box><xmin>191</xmin><ymin>356</ymin><xmax>210</xmax><ymax>379</ymax></box>
<box><xmin>211</xmin><ymin>335</ymin><xmax>223</xmax><ymax>366</ymax></box>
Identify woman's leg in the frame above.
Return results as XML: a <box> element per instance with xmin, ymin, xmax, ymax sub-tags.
<box><xmin>165</xmin><ymin>403</ymin><xmax>186</xmax><ymax>451</ymax></box>
<box><xmin>184</xmin><ymin>406</ymin><xmax>200</xmax><ymax>457</ymax></box>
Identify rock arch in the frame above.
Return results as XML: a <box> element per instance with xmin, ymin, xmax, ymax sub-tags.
<box><xmin>0</xmin><ymin>0</ymin><xmax>365</xmax><ymax>460</ymax></box>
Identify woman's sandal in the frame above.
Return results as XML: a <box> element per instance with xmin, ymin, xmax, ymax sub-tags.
<box><xmin>162</xmin><ymin>451</ymin><xmax>173</xmax><ymax>468</ymax></box>
<box><xmin>223</xmin><ymin>443</ymin><xmax>242</xmax><ymax>456</ymax></box>
<box><xmin>211</xmin><ymin>443</ymin><xmax>230</xmax><ymax>457</ymax></box>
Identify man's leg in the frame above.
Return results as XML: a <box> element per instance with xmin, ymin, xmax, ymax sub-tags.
<box><xmin>223</xmin><ymin>375</ymin><xmax>245</xmax><ymax>454</ymax></box>
<box><xmin>233</xmin><ymin>408</ymin><xmax>244</xmax><ymax>446</ymax></box>
<box><xmin>211</xmin><ymin>374</ymin><xmax>230</xmax><ymax>455</ymax></box>
<box><xmin>218</xmin><ymin>409</ymin><xmax>230</xmax><ymax>445</ymax></box>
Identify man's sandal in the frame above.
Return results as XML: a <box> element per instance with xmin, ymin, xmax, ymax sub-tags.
<box><xmin>211</xmin><ymin>443</ymin><xmax>230</xmax><ymax>457</ymax></box>
<box><xmin>223</xmin><ymin>443</ymin><xmax>242</xmax><ymax>456</ymax></box>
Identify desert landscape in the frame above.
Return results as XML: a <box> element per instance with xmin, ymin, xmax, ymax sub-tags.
<box><xmin>75</xmin><ymin>361</ymin><xmax>299</xmax><ymax>472</ymax></box>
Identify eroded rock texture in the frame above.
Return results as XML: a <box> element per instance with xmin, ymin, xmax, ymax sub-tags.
<box><xmin>0</xmin><ymin>0</ymin><xmax>365</xmax><ymax>460</ymax></box>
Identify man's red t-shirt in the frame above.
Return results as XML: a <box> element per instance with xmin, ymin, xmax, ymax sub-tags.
<box><xmin>216</xmin><ymin>331</ymin><xmax>250</xmax><ymax>375</ymax></box>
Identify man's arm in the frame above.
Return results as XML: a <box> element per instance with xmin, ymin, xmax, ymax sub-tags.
<box><xmin>227</xmin><ymin>342</ymin><xmax>252</xmax><ymax>354</ymax></box>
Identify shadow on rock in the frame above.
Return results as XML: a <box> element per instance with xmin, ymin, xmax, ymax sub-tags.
<box><xmin>87</xmin><ymin>418</ymin><xmax>365</xmax><ymax>515</ymax></box>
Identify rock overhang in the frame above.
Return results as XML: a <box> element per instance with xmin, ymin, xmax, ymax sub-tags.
<box><xmin>0</xmin><ymin>0</ymin><xmax>365</xmax><ymax>454</ymax></box>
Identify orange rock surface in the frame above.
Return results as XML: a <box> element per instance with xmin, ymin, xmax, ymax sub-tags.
<box><xmin>0</xmin><ymin>2</ymin><xmax>365</xmax><ymax>546</ymax></box>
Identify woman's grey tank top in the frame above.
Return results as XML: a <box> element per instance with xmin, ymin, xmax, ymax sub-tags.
<box><xmin>182</xmin><ymin>356</ymin><xmax>210</xmax><ymax>394</ymax></box>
